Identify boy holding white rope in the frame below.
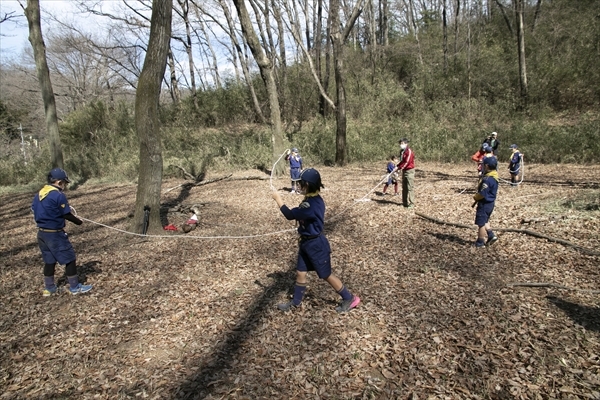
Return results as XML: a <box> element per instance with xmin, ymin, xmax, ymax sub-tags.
<box><xmin>271</xmin><ymin>168</ymin><xmax>361</xmax><ymax>313</ymax></box>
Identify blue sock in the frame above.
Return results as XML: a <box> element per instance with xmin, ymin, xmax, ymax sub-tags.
<box><xmin>476</xmin><ymin>239</ymin><xmax>485</xmax><ymax>246</ymax></box>
<box><xmin>337</xmin><ymin>285</ymin><xmax>353</xmax><ymax>301</ymax></box>
<box><xmin>293</xmin><ymin>283</ymin><xmax>306</xmax><ymax>305</ymax></box>
<box><xmin>44</xmin><ymin>276</ymin><xmax>55</xmax><ymax>289</ymax></box>
<box><xmin>487</xmin><ymin>230</ymin><xmax>495</xmax><ymax>239</ymax></box>
<box><xmin>67</xmin><ymin>275</ymin><xmax>79</xmax><ymax>290</ymax></box>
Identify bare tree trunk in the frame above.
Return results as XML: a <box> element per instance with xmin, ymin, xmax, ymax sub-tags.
<box><xmin>453</xmin><ymin>0</ymin><xmax>460</xmax><ymax>68</ymax></box>
<box><xmin>330</xmin><ymin>0</ymin><xmax>363</xmax><ymax>166</ymax></box>
<box><xmin>407</xmin><ymin>0</ymin><xmax>424</xmax><ymax>66</ymax></box>
<box><xmin>442</xmin><ymin>0</ymin><xmax>448</xmax><ymax>73</ymax></box>
<box><xmin>24</xmin><ymin>0</ymin><xmax>64</xmax><ymax>169</ymax></box>
<box><xmin>176</xmin><ymin>0</ymin><xmax>198</xmax><ymax>110</ymax></box>
<box><xmin>196</xmin><ymin>17</ymin><xmax>222</xmax><ymax>89</ymax></box>
<box><xmin>232</xmin><ymin>0</ymin><xmax>286</xmax><ymax>176</ymax></box>
<box><xmin>381</xmin><ymin>0</ymin><xmax>389</xmax><ymax>46</ymax></box>
<box><xmin>494</xmin><ymin>0</ymin><xmax>514</xmax><ymax>35</ymax></box>
<box><xmin>271</xmin><ymin>0</ymin><xmax>288</xmax><ymax>120</ymax></box>
<box><xmin>515</xmin><ymin>0</ymin><xmax>528</xmax><ymax>107</ymax></box>
<box><xmin>132</xmin><ymin>0</ymin><xmax>173</xmax><ymax>234</ymax></box>
<box><xmin>531</xmin><ymin>0</ymin><xmax>542</xmax><ymax>32</ymax></box>
<box><xmin>211</xmin><ymin>0</ymin><xmax>267</xmax><ymax>123</ymax></box>
<box><xmin>167</xmin><ymin>48</ymin><xmax>181</xmax><ymax>104</ymax></box>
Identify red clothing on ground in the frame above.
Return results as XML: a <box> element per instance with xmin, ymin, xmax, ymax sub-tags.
<box><xmin>397</xmin><ymin>147</ymin><xmax>415</xmax><ymax>170</ymax></box>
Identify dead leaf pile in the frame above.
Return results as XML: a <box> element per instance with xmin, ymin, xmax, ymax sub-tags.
<box><xmin>1</xmin><ymin>162</ymin><xmax>599</xmax><ymax>399</ymax></box>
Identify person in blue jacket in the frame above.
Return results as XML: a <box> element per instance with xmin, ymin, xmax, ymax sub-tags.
<box><xmin>271</xmin><ymin>168</ymin><xmax>360</xmax><ymax>312</ymax></box>
<box><xmin>382</xmin><ymin>155</ymin><xmax>399</xmax><ymax>195</ymax></box>
<box><xmin>473</xmin><ymin>157</ymin><xmax>499</xmax><ymax>248</ymax></box>
<box><xmin>32</xmin><ymin>168</ymin><xmax>93</xmax><ymax>296</ymax></box>
<box><xmin>508</xmin><ymin>144</ymin><xmax>523</xmax><ymax>186</ymax></box>
<box><xmin>285</xmin><ymin>148</ymin><xmax>303</xmax><ymax>193</ymax></box>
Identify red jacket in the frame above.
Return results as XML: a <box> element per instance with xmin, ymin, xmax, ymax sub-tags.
<box><xmin>397</xmin><ymin>147</ymin><xmax>415</xmax><ymax>170</ymax></box>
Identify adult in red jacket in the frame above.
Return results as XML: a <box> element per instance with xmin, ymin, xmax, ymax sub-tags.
<box><xmin>396</xmin><ymin>138</ymin><xmax>415</xmax><ymax>208</ymax></box>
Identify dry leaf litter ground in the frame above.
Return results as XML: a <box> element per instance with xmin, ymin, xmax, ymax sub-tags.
<box><xmin>1</xmin><ymin>162</ymin><xmax>599</xmax><ymax>399</ymax></box>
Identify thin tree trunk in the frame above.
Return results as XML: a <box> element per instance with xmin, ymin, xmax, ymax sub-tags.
<box><xmin>207</xmin><ymin>0</ymin><xmax>267</xmax><ymax>123</ymax></box>
<box><xmin>442</xmin><ymin>0</ymin><xmax>448</xmax><ymax>73</ymax></box>
<box><xmin>330</xmin><ymin>0</ymin><xmax>363</xmax><ymax>166</ymax></box>
<box><xmin>515</xmin><ymin>0</ymin><xmax>528</xmax><ymax>107</ymax></box>
<box><xmin>167</xmin><ymin>48</ymin><xmax>181</xmax><ymax>104</ymax></box>
<box><xmin>494</xmin><ymin>0</ymin><xmax>514</xmax><ymax>35</ymax></box>
<box><xmin>24</xmin><ymin>0</ymin><xmax>64</xmax><ymax>169</ymax></box>
<box><xmin>381</xmin><ymin>0</ymin><xmax>389</xmax><ymax>46</ymax></box>
<box><xmin>453</xmin><ymin>0</ymin><xmax>460</xmax><ymax>68</ymax></box>
<box><xmin>531</xmin><ymin>0</ymin><xmax>542</xmax><ymax>32</ymax></box>
<box><xmin>132</xmin><ymin>0</ymin><xmax>173</xmax><ymax>234</ymax></box>
<box><xmin>176</xmin><ymin>0</ymin><xmax>198</xmax><ymax>110</ymax></box>
<box><xmin>232</xmin><ymin>0</ymin><xmax>286</xmax><ymax>176</ymax></box>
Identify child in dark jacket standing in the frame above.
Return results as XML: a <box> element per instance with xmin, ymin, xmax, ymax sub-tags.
<box><xmin>32</xmin><ymin>168</ymin><xmax>93</xmax><ymax>296</ymax></box>
<box><xmin>508</xmin><ymin>144</ymin><xmax>523</xmax><ymax>186</ymax></box>
<box><xmin>382</xmin><ymin>155</ymin><xmax>399</xmax><ymax>195</ymax></box>
<box><xmin>271</xmin><ymin>168</ymin><xmax>360</xmax><ymax>312</ymax></box>
<box><xmin>285</xmin><ymin>148</ymin><xmax>303</xmax><ymax>193</ymax></box>
<box><xmin>473</xmin><ymin>157</ymin><xmax>499</xmax><ymax>248</ymax></box>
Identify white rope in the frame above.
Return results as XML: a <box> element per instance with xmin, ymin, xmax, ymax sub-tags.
<box><xmin>75</xmin><ymin>151</ymin><xmax>387</xmax><ymax>239</ymax></box>
<box><xmin>326</xmin><ymin>172</ymin><xmax>392</xmax><ymax>222</ymax></box>
<box><xmin>78</xmin><ymin>216</ymin><xmax>296</xmax><ymax>239</ymax></box>
<box><xmin>270</xmin><ymin>149</ymin><xmax>290</xmax><ymax>190</ymax></box>
<box><xmin>498</xmin><ymin>154</ymin><xmax>525</xmax><ymax>186</ymax></box>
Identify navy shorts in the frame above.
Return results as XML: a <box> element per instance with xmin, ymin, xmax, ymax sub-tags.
<box><xmin>475</xmin><ymin>203</ymin><xmax>495</xmax><ymax>227</ymax></box>
<box><xmin>296</xmin><ymin>235</ymin><xmax>332</xmax><ymax>279</ymax></box>
<box><xmin>290</xmin><ymin>167</ymin><xmax>301</xmax><ymax>181</ymax></box>
<box><xmin>37</xmin><ymin>230</ymin><xmax>76</xmax><ymax>265</ymax></box>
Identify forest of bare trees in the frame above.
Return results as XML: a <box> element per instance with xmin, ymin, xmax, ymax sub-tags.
<box><xmin>0</xmin><ymin>0</ymin><xmax>598</xmax><ymax>187</ymax></box>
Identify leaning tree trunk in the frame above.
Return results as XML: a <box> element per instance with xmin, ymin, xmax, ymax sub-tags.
<box><xmin>232</xmin><ymin>0</ymin><xmax>286</xmax><ymax>176</ymax></box>
<box><xmin>131</xmin><ymin>0</ymin><xmax>173</xmax><ymax>234</ymax></box>
<box><xmin>24</xmin><ymin>0</ymin><xmax>64</xmax><ymax>169</ymax></box>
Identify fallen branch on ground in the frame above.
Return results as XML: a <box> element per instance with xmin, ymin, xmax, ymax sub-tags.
<box><xmin>506</xmin><ymin>282</ymin><xmax>600</xmax><ymax>294</ymax></box>
<box><xmin>414</xmin><ymin>212</ymin><xmax>600</xmax><ymax>257</ymax></box>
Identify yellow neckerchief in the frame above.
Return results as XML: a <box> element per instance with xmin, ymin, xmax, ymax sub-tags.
<box><xmin>38</xmin><ymin>185</ymin><xmax>60</xmax><ymax>201</ymax></box>
<box><xmin>303</xmin><ymin>191</ymin><xmax>320</xmax><ymax>199</ymax></box>
<box><xmin>485</xmin><ymin>170</ymin><xmax>499</xmax><ymax>182</ymax></box>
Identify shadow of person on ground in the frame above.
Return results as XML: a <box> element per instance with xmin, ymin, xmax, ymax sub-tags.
<box><xmin>547</xmin><ymin>296</ymin><xmax>600</xmax><ymax>332</ymax></box>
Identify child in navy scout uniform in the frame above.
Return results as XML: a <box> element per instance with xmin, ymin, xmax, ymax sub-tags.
<box><xmin>32</xmin><ymin>168</ymin><xmax>93</xmax><ymax>296</ymax></box>
<box><xmin>382</xmin><ymin>155</ymin><xmax>399</xmax><ymax>195</ymax></box>
<box><xmin>285</xmin><ymin>148</ymin><xmax>303</xmax><ymax>193</ymax></box>
<box><xmin>508</xmin><ymin>144</ymin><xmax>523</xmax><ymax>186</ymax></box>
<box><xmin>473</xmin><ymin>157</ymin><xmax>499</xmax><ymax>248</ymax></box>
<box><xmin>271</xmin><ymin>168</ymin><xmax>360</xmax><ymax>312</ymax></box>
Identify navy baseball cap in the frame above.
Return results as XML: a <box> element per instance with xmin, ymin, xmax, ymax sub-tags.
<box><xmin>510</xmin><ymin>144</ymin><xmax>518</xmax><ymax>149</ymax></box>
<box><xmin>482</xmin><ymin>144</ymin><xmax>492</xmax><ymax>152</ymax></box>
<box><xmin>483</xmin><ymin>157</ymin><xmax>498</xmax><ymax>168</ymax></box>
<box><xmin>47</xmin><ymin>168</ymin><xmax>70</xmax><ymax>183</ymax></box>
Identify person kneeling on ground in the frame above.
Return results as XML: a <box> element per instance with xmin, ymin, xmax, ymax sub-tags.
<box><xmin>271</xmin><ymin>168</ymin><xmax>360</xmax><ymax>313</ymax></box>
<box><xmin>473</xmin><ymin>157</ymin><xmax>499</xmax><ymax>248</ymax></box>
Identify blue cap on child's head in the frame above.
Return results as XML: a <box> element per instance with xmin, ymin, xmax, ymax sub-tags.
<box><xmin>483</xmin><ymin>157</ymin><xmax>498</xmax><ymax>168</ymax></box>
<box><xmin>47</xmin><ymin>168</ymin><xmax>70</xmax><ymax>183</ymax></box>
<box><xmin>510</xmin><ymin>144</ymin><xmax>518</xmax><ymax>149</ymax></box>
<box><xmin>291</xmin><ymin>148</ymin><xmax>298</xmax><ymax>153</ymax></box>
